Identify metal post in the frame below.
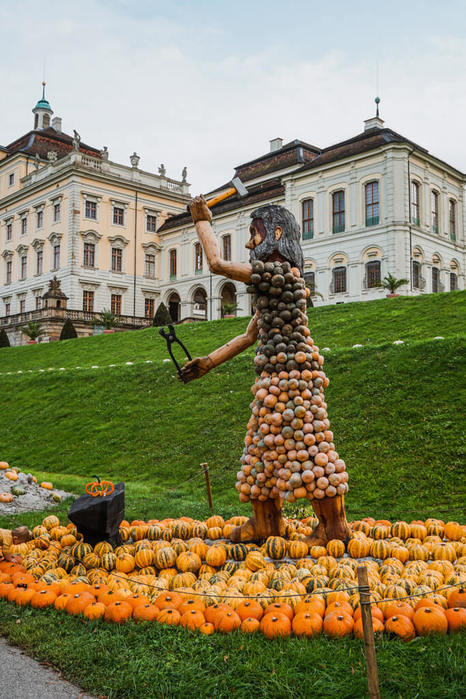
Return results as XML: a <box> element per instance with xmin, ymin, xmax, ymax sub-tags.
<box><xmin>357</xmin><ymin>566</ymin><xmax>380</xmax><ymax>699</ymax></box>
<box><xmin>201</xmin><ymin>462</ymin><xmax>213</xmax><ymax>510</ymax></box>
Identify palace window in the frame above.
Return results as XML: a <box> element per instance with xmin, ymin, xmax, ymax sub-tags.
<box><xmin>449</xmin><ymin>200</ymin><xmax>456</xmax><ymax>241</ymax></box>
<box><xmin>169</xmin><ymin>249</ymin><xmax>177</xmax><ymax>279</ymax></box>
<box><xmin>113</xmin><ymin>207</ymin><xmax>124</xmax><ymax>226</ymax></box>
<box><xmin>222</xmin><ymin>234</ymin><xmax>231</xmax><ymax>261</ymax></box>
<box><xmin>53</xmin><ymin>202</ymin><xmax>61</xmax><ymax>222</ymax></box>
<box><xmin>111</xmin><ymin>247</ymin><xmax>122</xmax><ymax>272</ymax></box>
<box><xmin>145</xmin><ymin>298</ymin><xmax>154</xmax><ymax>319</ymax></box>
<box><xmin>6</xmin><ymin>222</ymin><xmax>12</xmax><ymax>241</ymax></box>
<box><xmin>365</xmin><ymin>260</ymin><xmax>381</xmax><ymax>288</ymax></box>
<box><xmin>111</xmin><ymin>294</ymin><xmax>121</xmax><ymax>315</ymax></box>
<box><xmin>36</xmin><ymin>250</ymin><xmax>43</xmax><ymax>275</ymax></box>
<box><xmin>19</xmin><ymin>299</ymin><xmax>25</xmax><ymax>314</ymax></box>
<box><xmin>146</xmin><ymin>214</ymin><xmax>157</xmax><ymax>232</ymax></box>
<box><xmin>365</xmin><ymin>182</ymin><xmax>379</xmax><ymax>226</ymax></box>
<box><xmin>35</xmin><ymin>296</ymin><xmax>42</xmax><ymax>310</ymax></box>
<box><xmin>8</xmin><ymin>173</ymin><xmax>14</xmax><ymax>186</ymax></box>
<box><xmin>304</xmin><ymin>270</ymin><xmax>315</xmax><ymax>307</ymax></box>
<box><xmin>412</xmin><ymin>260</ymin><xmax>421</xmax><ymax>289</ymax></box>
<box><xmin>145</xmin><ymin>253</ymin><xmax>156</xmax><ymax>278</ymax></box>
<box><xmin>85</xmin><ymin>200</ymin><xmax>97</xmax><ymax>220</ymax></box>
<box><xmin>432</xmin><ymin>267</ymin><xmax>440</xmax><ymax>293</ymax></box>
<box><xmin>431</xmin><ymin>191</ymin><xmax>439</xmax><ymax>233</ymax></box>
<box><xmin>332</xmin><ymin>191</ymin><xmax>345</xmax><ymax>233</ymax></box>
<box><xmin>450</xmin><ymin>272</ymin><xmax>458</xmax><ymax>291</ymax></box>
<box><xmin>82</xmin><ymin>290</ymin><xmax>94</xmax><ymax>312</ymax></box>
<box><xmin>332</xmin><ymin>266</ymin><xmax>347</xmax><ymax>293</ymax></box>
<box><xmin>6</xmin><ymin>260</ymin><xmax>12</xmax><ymax>284</ymax></box>
<box><xmin>302</xmin><ymin>199</ymin><xmax>314</xmax><ymax>240</ymax></box>
<box><xmin>20</xmin><ymin>255</ymin><xmax>27</xmax><ymax>279</ymax></box>
<box><xmin>83</xmin><ymin>242</ymin><xmax>95</xmax><ymax>267</ymax></box>
<box><xmin>195</xmin><ymin>242</ymin><xmax>203</xmax><ymax>274</ymax></box>
<box><xmin>5</xmin><ymin>301</ymin><xmax>10</xmax><ymax>316</ymax></box>
<box><xmin>21</xmin><ymin>217</ymin><xmax>28</xmax><ymax>236</ymax></box>
<box><xmin>411</xmin><ymin>182</ymin><xmax>420</xmax><ymax>225</ymax></box>
<box><xmin>53</xmin><ymin>244</ymin><xmax>60</xmax><ymax>270</ymax></box>
<box><xmin>36</xmin><ymin>210</ymin><xmax>44</xmax><ymax>229</ymax></box>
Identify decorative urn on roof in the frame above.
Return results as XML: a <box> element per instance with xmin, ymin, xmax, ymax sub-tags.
<box><xmin>42</xmin><ymin>276</ymin><xmax>68</xmax><ymax>311</ymax></box>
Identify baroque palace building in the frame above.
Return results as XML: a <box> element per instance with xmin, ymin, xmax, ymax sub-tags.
<box><xmin>0</xmin><ymin>86</ymin><xmax>190</xmax><ymax>343</ymax></box>
<box><xmin>1</xmin><ymin>91</ymin><xmax>464</xmax><ymax>342</ymax></box>
<box><xmin>157</xmin><ymin>108</ymin><xmax>464</xmax><ymax>322</ymax></box>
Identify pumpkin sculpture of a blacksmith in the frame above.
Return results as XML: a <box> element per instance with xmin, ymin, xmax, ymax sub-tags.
<box><xmin>181</xmin><ymin>196</ymin><xmax>351</xmax><ymax>545</ymax></box>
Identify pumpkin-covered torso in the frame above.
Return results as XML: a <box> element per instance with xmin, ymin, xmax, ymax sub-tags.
<box><xmin>235</xmin><ymin>260</ymin><xmax>349</xmax><ymax>504</ymax></box>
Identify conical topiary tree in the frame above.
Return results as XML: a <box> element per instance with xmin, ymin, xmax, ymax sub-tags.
<box><xmin>0</xmin><ymin>329</ymin><xmax>10</xmax><ymax>348</ymax></box>
<box><xmin>60</xmin><ymin>318</ymin><xmax>78</xmax><ymax>340</ymax></box>
<box><xmin>153</xmin><ymin>302</ymin><xmax>172</xmax><ymax>327</ymax></box>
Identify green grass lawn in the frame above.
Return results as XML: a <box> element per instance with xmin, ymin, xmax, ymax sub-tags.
<box><xmin>0</xmin><ymin>291</ymin><xmax>465</xmax><ymax>698</ymax></box>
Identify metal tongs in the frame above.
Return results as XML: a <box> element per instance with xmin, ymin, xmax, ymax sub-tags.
<box><xmin>159</xmin><ymin>324</ymin><xmax>192</xmax><ymax>383</ymax></box>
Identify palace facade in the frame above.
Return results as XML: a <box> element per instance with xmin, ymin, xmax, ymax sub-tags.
<box><xmin>1</xmin><ymin>92</ymin><xmax>464</xmax><ymax>342</ymax></box>
<box><xmin>0</xmin><ymin>87</ymin><xmax>190</xmax><ymax>344</ymax></box>
<box><xmin>157</xmin><ymin>113</ymin><xmax>464</xmax><ymax>322</ymax></box>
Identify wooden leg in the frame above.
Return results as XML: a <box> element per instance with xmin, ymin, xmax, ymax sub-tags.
<box><xmin>304</xmin><ymin>494</ymin><xmax>352</xmax><ymax>546</ymax></box>
<box><xmin>230</xmin><ymin>499</ymin><xmax>286</xmax><ymax>543</ymax></box>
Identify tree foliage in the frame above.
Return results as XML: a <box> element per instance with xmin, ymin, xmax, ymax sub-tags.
<box><xmin>153</xmin><ymin>302</ymin><xmax>172</xmax><ymax>327</ymax></box>
<box><xmin>60</xmin><ymin>318</ymin><xmax>78</xmax><ymax>340</ymax></box>
<box><xmin>0</xmin><ymin>329</ymin><xmax>10</xmax><ymax>348</ymax></box>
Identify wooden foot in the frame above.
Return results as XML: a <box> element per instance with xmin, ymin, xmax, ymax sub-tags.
<box><xmin>230</xmin><ymin>499</ymin><xmax>286</xmax><ymax>543</ymax></box>
<box><xmin>304</xmin><ymin>494</ymin><xmax>352</xmax><ymax>547</ymax></box>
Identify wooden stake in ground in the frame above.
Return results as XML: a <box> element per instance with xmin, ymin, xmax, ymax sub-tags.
<box><xmin>201</xmin><ymin>463</ymin><xmax>213</xmax><ymax>510</ymax></box>
<box><xmin>357</xmin><ymin>566</ymin><xmax>381</xmax><ymax>699</ymax></box>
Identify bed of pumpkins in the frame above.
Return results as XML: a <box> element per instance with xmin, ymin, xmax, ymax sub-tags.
<box><xmin>1</xmin><ymin>513</ymin><xmax>465</xmax><ymax>640</ymax></box>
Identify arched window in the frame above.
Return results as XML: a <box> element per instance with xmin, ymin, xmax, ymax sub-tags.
<box><xmin>192</xmin><ymin>288</ymin><xmax>207</xmax><ymax>319</ymax></box>
<box><xmin>168</xmin><ymin>292</ymin><xmax>181</xmax><ymax>322</ymax></box>
<box><xmin>302</xmin><ymin>199</ymin><xmax>314</xmax><ymax>240</ymax></box>
<box><xmin>194</xmin><ymin>242</ymin><xmax>203</xmax><ymax>274</ymax></box>
<box><xmin>43</xmin><ymin>114</ymin><xmax>50</xmax><ymax>128</ymax></box>
<box><xmin>450</xmin><ymin>272</ymin><xmax>458</xmax><ymax>291</ymax></box>
<box><xmin>365</xmin><ymin>182</ymin><xmax>379</xmax><ymax>226</ymax></box>
<box><xmin>365</xmin><ymin>260</ymin><xmax>381</xmax><ymax>288</ymax></box>
<box><xmin>412</xmin><ymin>260</ymin><xmax>421</xmax><ymax>289</ymax></box>
<box><xmin>449</xmin><ymin>200</ymin><xmax>456</xmax><ymax>241</ymax></box>
<box><xmin>432</xmin><ymin>267</ymin><xmax>440</xmax><ymax>293</ymax></box>
<box><xmin>169</xmin><ymin>249</ymin><xmax>177</xmax><ymax>279</ymax></box>
<box><xmin>332</xmin><ymin>191</ymin><xmax>345</xmax><ymax>233</ymax></box>
<box><xmin>220</xmin><ymin>282</ymin><xmax>237</xmax><ymax>317</ymax></box>
<box><xmin>411</xmin><ymin>182</ymin><xmax>420</xmax><ymax>225</ymax></box>
<box><xmin>431</xmin><ymin>191</ymin><xmax>439</xmax><ymax>233</ymax></box>
<box><xmin>304</xmin><ymin>269</ymin><xmax>316</xmax><ymax>307</ymax></box>
<box><xmin>331</xmin><ymin>266</ymin><xmax>347</xmax><ymax>294</ymax></box>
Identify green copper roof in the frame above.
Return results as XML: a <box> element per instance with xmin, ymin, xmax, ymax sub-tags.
<box><xmin>34</xmin><ymin>97</ymin><xmax>52</xmax><ymax>111</ymax></box>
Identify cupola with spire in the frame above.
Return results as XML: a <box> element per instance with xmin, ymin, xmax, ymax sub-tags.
<box><xmin>33</xmin><ymin>82</ymin><xmax>53</xmax><ymax>130</ymax></box>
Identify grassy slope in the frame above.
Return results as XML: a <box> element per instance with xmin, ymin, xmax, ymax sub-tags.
<box><xmin>0</xmin><ymin>291</ymin><xmax>465</xmax><ymax>699</ymax></box>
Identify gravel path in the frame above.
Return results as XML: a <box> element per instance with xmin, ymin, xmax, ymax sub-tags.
<box><xmin>0</xmin><ymin>637</ymin><xmax>96</xmax><ymax>699</ymax></box>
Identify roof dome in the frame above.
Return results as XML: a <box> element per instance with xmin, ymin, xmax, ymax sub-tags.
<box><xmin>33</xmin><ymin>82</ymin><xmax>52</xmax><ymax>113</ymax></box>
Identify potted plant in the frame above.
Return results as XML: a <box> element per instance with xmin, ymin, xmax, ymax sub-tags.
<box><xmin>20</xmin><ymin>321</ymin><xmax>43</xmax><ymax>344</ymax></box>
<box><xmin>221</xmin><ymin>301</ymin><xmax>239</xmax><ymax>319</ymax></box>
<box><xmin>377</xmin><ymin>273</ymin><xmax>409</xmax><ymax>298</ymax></box>
<box><xmin>98</xmin><ymin>309</ymin><xmax>120</xmax><ymax>333</ymax></box>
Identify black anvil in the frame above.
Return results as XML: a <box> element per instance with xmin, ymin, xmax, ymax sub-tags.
<box><xmin>68</xmin><ymin>482</ymin><xmax>125</xmax><ymax>547</ymax></box>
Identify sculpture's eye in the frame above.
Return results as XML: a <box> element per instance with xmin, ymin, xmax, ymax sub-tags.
<box><xmin>249</xmin><ymin>225</ymin><xmax>255</xmax><ymax>237</ymax></box>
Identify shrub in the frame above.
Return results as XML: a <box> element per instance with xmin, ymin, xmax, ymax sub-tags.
<box><xmin>153</xmin><ymin>302</ymin><xmax>172</xmax><ymax>327</ymax></box>
<box><xmin>60</xmin><ymin>318</ymin><xmax>78</xmax><ymax>340</ymax></box>
<box><xmin>0</xmin><ymin>329</ymin><xmax>10</xmax><ymax>348</ymax></box>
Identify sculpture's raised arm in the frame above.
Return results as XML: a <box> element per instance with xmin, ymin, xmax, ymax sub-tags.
<box><xmin>190</xmin><ymin>196</ymin><xmax>252</xmax><ymax>284</ymax></box>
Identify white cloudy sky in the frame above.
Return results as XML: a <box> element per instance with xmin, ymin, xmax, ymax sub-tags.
<box><xmin>1</xmin><ymin>0</ymin><xmax>465</xmax><ymax>192</ymax></box>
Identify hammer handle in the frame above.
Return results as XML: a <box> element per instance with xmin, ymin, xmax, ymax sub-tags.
<box><xmin>186</xmin><ymin>187</ymin><xmax>237</xmax><ymax>214</ymax></box>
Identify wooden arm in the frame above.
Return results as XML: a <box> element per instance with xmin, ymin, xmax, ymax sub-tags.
<box><xmin>208</xmin><ymin>312</ymin><xmax>259</xmax><ymax>368</ymax></box>
<box><xmin>195</xmin><ymin>220</ymin><xmax>252</xmax><ymax>284</ymax></box>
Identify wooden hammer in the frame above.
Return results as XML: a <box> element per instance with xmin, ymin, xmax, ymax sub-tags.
<box><xmin>187</xmin><ymin>176</ymin><xmax>248</xmax><ymax>213</ymax></box>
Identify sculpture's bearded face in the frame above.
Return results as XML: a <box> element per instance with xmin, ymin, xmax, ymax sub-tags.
<box><xmin>246</xmin><ymin>205</ymin><xmax>304</xmax><ymax>274</ymax></box>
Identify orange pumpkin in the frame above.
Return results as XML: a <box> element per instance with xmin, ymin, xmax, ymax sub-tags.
<box><xmin>354</xmin><ymin>605</ymin><xmax>384</xmax><ymax>623</ymax></box>
<box><xmin>30</xmin><ymin>589</ymin><xmax>57</xmax><ymax>609</ymax></box>
<box><xmin>178</xmin><ymin>598</ymin><xmax>205</xmax><ymax>616</ymax></box>
<box><xmin>264</xmin><ymin>602</ymin><xmax>293</xmax><ymax>621</ymax></box>
<box><xmin>215</xmin><ymin>610</ymin><xmax>241</xmax><ymax>634</ymax></box>
<box><xmin>385</xmin><ymin>615</ymin><xmax>415</xmax><ymax>641</ymax></box>
<box><xmin>155</xmin><ymin>591</ymin><xmax>182</xmax><ymax>610</ymax></box>
<box><xmin>158</xmin><ymin>608</ymin><xmax>181</xmax><ymax>626</ymax></box>
<box><xmin>5</xmin><ymin>471</ymin><xmax>18</xmax><ymax>482</ymax></box>
<box><xmin>353</xmin><ymin>616</ymin><xmax>384</xmax><ymax>639</ymax></box>
<box><xmin>323</xmin><ymin>613</ymin><xmax>354</xmax><ymax>637</ymax></box>
<box><xmin>205</xmin><ymin>603</ymin><xmax>234</xmax><ymax>625</ymax></box>
<box><xmin>199</xmin><ymin>621</ymin><xmax>215</xmax><ymax>635</ymax></box>
<box><xmin>447</xmin><ymin>587</ymin><xmax>466</xmax><ymax>609</ymax></box>
<box><xmin>0</xmin><ymin>493</ymin><xmax>13</xmax><ymax>503</ymax></box>
<box><xmin>381</xmin><ymin>602</ymin><xmax>414</xmax><ymax>621</ymax></box>
<box><xmin>180</xmin><ymin>609</ymin><xmax>206</xmax><ymax>630</ymax></box>
<box><xmin>292</xmin><ymin>611</ymin><xmax>323</xmax><ymax>637</ymax></box>
<box><xmin>236</xmin><ymin>600</ymin><xmax>264</xmax><ymax>622</ymax></box>
<box><xmin>413</xmin><ymin>606</ymin><xmax>447</xmax><ymax>635</ymax></box>
<box><xmin>260</xmin><ymin>613</ymin><xmax>291</xmax><ymax>639</ymax></box>
<box><xmin>444</xmin><ymin>607</ymin><xmax>466</xmax><ymax>633</ymax></box>
<box><xmin>295</xmin><ymin>595</ymin><xmax>326</xmax><ymax>618</ymax></box>
<box><xmin>40</xmin><ymin>482</ymin><xmax>53</xmax><ymax>490</ymax></box>
<box><xmin>83</xmin><ymin>602</ymin><xmax>106</xmax><ymax>620</ymax></box>
<box><xmin>104</xmin><ymin>601</ymin><xmax>133</xmax><ymax>623</ymax></box>
<box><xmin>65</xmin><ymin>592</ymin><xmax>95</xmax><ymax>615</ymax></box>
<box><xmin>241</xmin><ymin>617</ymin><xmax>260</xmax><ymax>633</ymax></box>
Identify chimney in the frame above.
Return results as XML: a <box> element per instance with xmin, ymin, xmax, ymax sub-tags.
<box><xmin>52</xmin><ymin>117</ymin><xmax>62</xmax><ymax>132</ymax></box>
<box><xmin>269</xmin><ymin>137</ymin><xmax>283</xmax><ymax>152</ymax></box>
<box><xmin>364</xmin><ymin>116</ymin><xmax>384</xmax><ymax>132</ymax></box>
